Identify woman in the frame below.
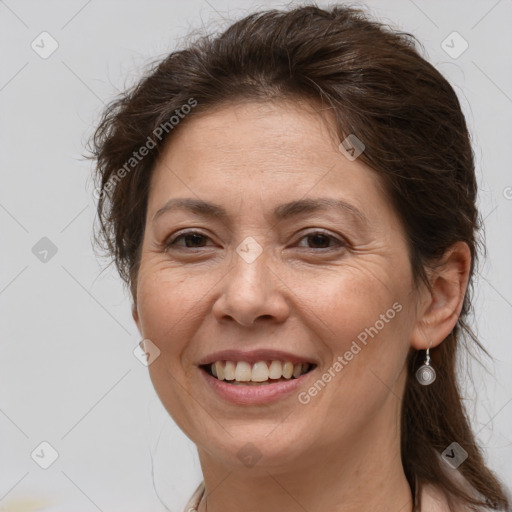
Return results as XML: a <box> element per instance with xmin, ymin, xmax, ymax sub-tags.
<box><xmin>90</xmin><ymin>4</ymin><xmax>511</xmax><ymax>512</ymax></box>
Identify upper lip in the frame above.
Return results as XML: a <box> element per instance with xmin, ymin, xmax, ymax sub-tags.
<box><xmin>197</xmin><ymin>349</ymin><xmax>317</xmax><ymax>366</ymax></box>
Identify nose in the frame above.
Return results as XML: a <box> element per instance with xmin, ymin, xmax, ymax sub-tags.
<box><xmin>212</xmin><ymin>246</ymin><xmax>290</xmax><ymax>327</ymax></box>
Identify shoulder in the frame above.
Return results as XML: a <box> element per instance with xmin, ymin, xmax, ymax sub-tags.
<box><xmin>183</xmin><ymin>481</ymin><xmax>205</xmax><ymax>512</ymax></box>
<box><xmin>419</xmin><ymin>471</ymin><xmax>494</xmax><ymax>512</ymax></box>
<box><xmin>421</xmin><ymin>482</ymin><xmax>457</xmax><ymax>512</ymax></box>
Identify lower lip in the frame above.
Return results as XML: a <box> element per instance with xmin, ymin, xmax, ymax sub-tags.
<box><xmin>200</xmin><ymin>368</ymin><xmax>314</xmax><ymax>405</ymax></box>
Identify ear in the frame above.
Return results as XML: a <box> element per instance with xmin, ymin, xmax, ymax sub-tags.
<box><xmin>411</xmin><ymin>241</ymin><xmax>471</xmax><ymax>350</ymax></box>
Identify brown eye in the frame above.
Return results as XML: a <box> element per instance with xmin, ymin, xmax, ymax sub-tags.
<box><xmin>165</xmin><ymin>231</ymin><xmax>211</xmax><ymax>249</ymax></box>
<box><xmin>296</xmin><ymin>231</ymin><xmax>345</xmax><ymax>250</ymax></box>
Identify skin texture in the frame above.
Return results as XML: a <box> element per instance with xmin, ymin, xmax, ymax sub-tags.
<box><xmin>132</xmin><ymin>99</ymin><xmax>471</xmax><ymax>512</ymax></box>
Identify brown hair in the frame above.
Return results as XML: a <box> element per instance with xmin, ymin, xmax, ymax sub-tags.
<box><xmin>89</xmin><ymin>4</ymin><xmax>510</xmax><ymax>510</ymax></box>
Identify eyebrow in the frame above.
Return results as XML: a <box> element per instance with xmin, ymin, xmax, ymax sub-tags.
<box><xmin>152</xmin><ymin>197</ymin><xmax>368</xmax><ymax>226</ymax></box>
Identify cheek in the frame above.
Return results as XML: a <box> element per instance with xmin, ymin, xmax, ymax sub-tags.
<box><xmin>135</xmin><ymin>264</ymin><xmax>202</xmax><ymax>364</ymax></box>
<box><xmin>302</xmin><ymin>262</ymin><xmax>407</xmax><ymax>343</ymax></box>
<box><xmin>300</xmin><ymin>264</ymin><xmax>411</xmax><ymax>395</ymax></box>
<box><xmin>135</xmin><ymin>265</ymin><xmax>207</xmax><ymax>432</ymax></box>
<box><xmin>301</xmin><ymin>300</ymin><xmax>408</xmax><ymax>443</ymax></box>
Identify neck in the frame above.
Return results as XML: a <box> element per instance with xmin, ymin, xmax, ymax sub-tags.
<box><xmin>196</xmin><ymin>417</ymin><xmax>413</xmax><ymax>512</ymax></box>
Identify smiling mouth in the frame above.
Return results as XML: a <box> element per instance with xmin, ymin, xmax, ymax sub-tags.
<box><xmin>200</xmin><ymin>360</ymin><xmax>316</xmax><ymax>385</ymax></box>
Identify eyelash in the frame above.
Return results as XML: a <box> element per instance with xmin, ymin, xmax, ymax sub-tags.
<box><xmin>164</xmin><ymin>229</ymin><xmax>346</xmax><ymax>251</ymax></box>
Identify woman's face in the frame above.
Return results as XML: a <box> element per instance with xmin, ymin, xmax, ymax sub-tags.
<box><xmin>132</xmin><ymin>99</ymin><xmax>423</xmax><ymax>471</ymax></box>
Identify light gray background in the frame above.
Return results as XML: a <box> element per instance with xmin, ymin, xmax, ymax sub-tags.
<box><xmin>1</xmin><ymin>0</ymin><xmax>511</xmax><ymax>510</ymax></box>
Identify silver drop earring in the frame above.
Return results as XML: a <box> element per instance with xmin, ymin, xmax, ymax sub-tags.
<box><xmin>416</xmin><ymin>347</ymin><xmax>436</xmax><ymax>385</ymax></box>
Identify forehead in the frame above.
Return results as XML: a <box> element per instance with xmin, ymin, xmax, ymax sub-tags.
<box><xmin>147</xmin><ymin>99</ymin><xmax>391</xmax><ymax>226</ymax></box>
<box><xmin>172</xmin><ymin>98</ymin><xmax>337</xmax><ymax>152</ymax></box>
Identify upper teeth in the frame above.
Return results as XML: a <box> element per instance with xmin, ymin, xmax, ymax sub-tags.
<box><xmin>210</xmin><ymin>360</ymin><xmax>310</xmax><ymax>382</ymax></box>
